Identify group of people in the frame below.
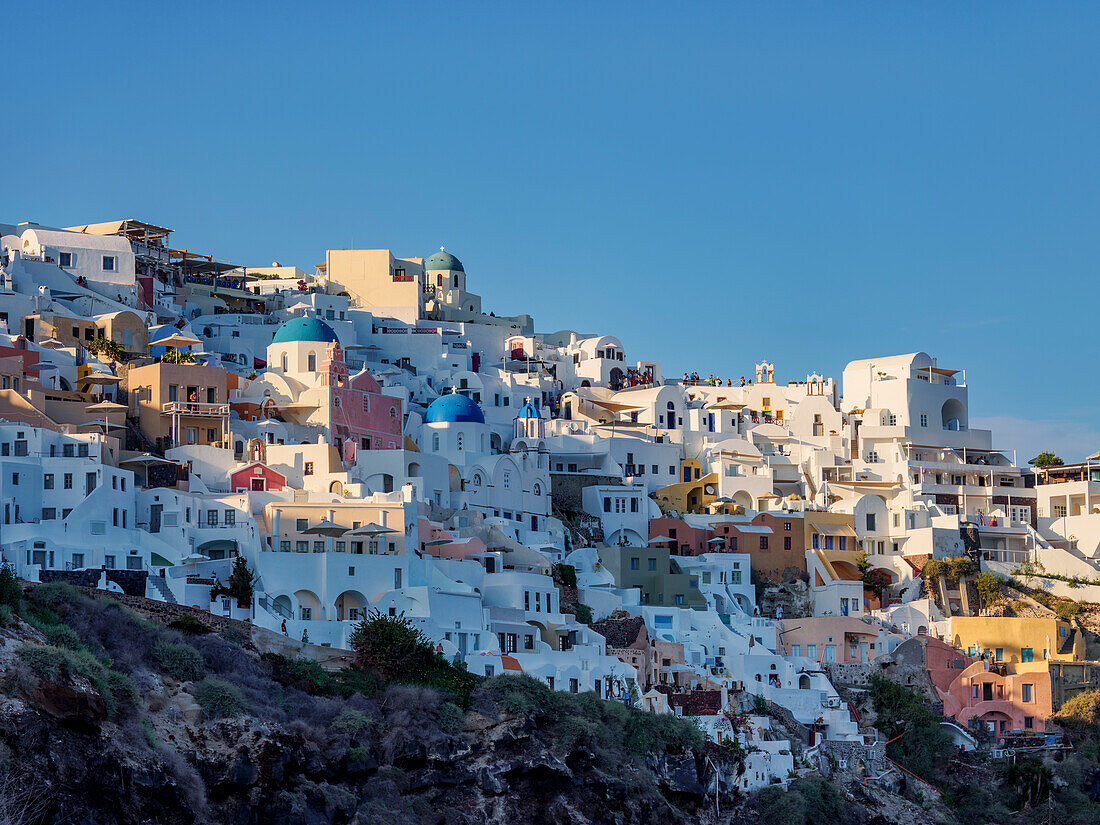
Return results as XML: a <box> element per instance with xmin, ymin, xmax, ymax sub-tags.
<box><xmin>682</xmin><ymin>373</ymin><xmax>748</xmax><ymax>387</ymax></box>
<box><xmin>609</xmin><ymin>367</ymin><xmax>654</xmax><ymax>391</ymax></box>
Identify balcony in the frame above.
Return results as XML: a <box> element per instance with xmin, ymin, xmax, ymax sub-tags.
<box><xmin>162</xmin><ymin>402</ymin><xmax>229</xmax><ymax>418</ymax></box>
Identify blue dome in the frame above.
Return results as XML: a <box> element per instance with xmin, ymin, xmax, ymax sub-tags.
<box><xmin>425</xmin><ymin>248</ymin><xmax>464</xmax><ymax>272</ymax></box>
<box><xmin>424</xmin><ymin>393</ymin><xmax>485</xmax><ymax>424</ymax></box>
<box><xmin>517</xmin><ymin>399</ymin><xmax>540</xmax><ymax>419</ymax></box>
<box><xmin>271</xmin><ymin>316</ymin><xmax>339</xmax><ymax>345</ymax></box>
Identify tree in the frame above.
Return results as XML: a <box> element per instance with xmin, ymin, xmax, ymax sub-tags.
<box><xmin>161</xmin><ymin>348</ymin><xmax>196</xmax><ymax>364</ymax></box>
<box><xmin>85</xmin><ymin>336</ymin><xmax>124</xmax><ymax>361</ymax></box>
<box><xmin>0</xmin><ymin>560</ymin><xmax>20</xmax><ymax>608</ymax></box>
<box><xmin>855</xmin><ymin>551</ymin><xmax>871</xmax><ymax>577</ymax></box>
<box><xmin>349</xmin><ymin>610</ymin><xmax>436</xmax><ymax>680</ymax></box>
<box><xmin>1012</xmin><ymin>558</ymin><xmax>1046</xmax><ymax>589</ymax></box>
<box><xmin>974</xmin><ymin>571</ymin><xmax>1005</xmax><ymax>609</ymax></box>
<box><xmin>863</xmin><ymin>568</ymin><xmax>893</xmax><ymax>603</ymax></box>
<box><xmin>210</xmin><ymin>556</ymin><xmax>256</xmax><ymax>608</ymax></box>
<box><xmin>1032</xmin><ymin>452</ymin><xmax>1064</xmax><ymax>468</ymax></box>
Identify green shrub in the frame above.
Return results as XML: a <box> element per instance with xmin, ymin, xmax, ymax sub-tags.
<box><xmin>1057</xmin><ymin>601</ymin><xmax>1081</xmax><ymax>621</ymax></box>
<box><xmin>624</xmin><ymin>709</ymin><xmax>704</xmax><ymax>755</ymax></box>
<box><xmin>331</xmin><ymin>708</ymin><xmax>373</xmax><ymax>737</ymax></box>
<box><xmin>555</xmin><ymin>563</ymin><xmax>578</xmax><ymax>587</ymax></box>
<box><xmin>573</xmin><ymin>604</ymin><xmax>593</xmax><ymax>625</ymax></box>
<box><xmin>103</xmin><ymin>669</ymin><xmax>140</xmax><ymax>717</ymax></box>
<box><xmin>437</xmin><ymin>701</ymin><xmax>465</xmax><ymax>734</ymax></box>
<box><xmin>28</xmin><ymin>582</ymin><xmax>81</xmax><ymax>609</ymax></box>
<box><xmin>142</xmin><ymin>719</ymin><xmax>160</xmax><ymax>748</ymax></box>
<box><xmin>17</xmin><ymin>644</ymin><xmax>69</xmax><ymax>680</ymax></box>
<box><xmin>869</xmin><ymin>674</ymin><xmax>951</xmax><ymax>782</ymax></box>
<box><xmin>0</xmin><ymin>560</ymin><xmax>21</xmax><ymax>608</ymax></box>
<box><xmin>0</xmin><ymin>605</ymin><xmax>15</xmax><ymax>627</ymax></box>
<box><xmin>347</xmin><ymin>745</ymin><xmax>370</xmax><ymax>764</ymax></box>
<box><xmin>152</xmin><ymin>641</ymin><xmax>206</xmax><ymax>681</ymax></box>
<box><xmin>42</xmin><ymin>624</ymin><xmax>83</xmax><ymax>650</ymax></box>
<box><xmin>168</xmin><ymin>615</ymin><xmax>211</xmax><ymax>635</ymax></box>
<box><xmin>753</xmin><ymin>775</ymin><xmax>845</xmax><ymax>825</ymax></box>
<box><xmin>482</xmin><ymin>674</ymin><xmax>560</xmax><ymax>716</ymax></box>
<box><xmin>194</xmin><ymin>677</ymin><xmax>248</xmax><ymax>718</ymax></box>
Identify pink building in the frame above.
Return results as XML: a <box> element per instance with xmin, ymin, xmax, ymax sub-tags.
<box><xmin>940</xmin><ymin>661</ymin><xmax>1053</xmax><ymax>734</ymax></box>
<box><xmin>230</xmin><ymin>461</ymin><xmax>287</xmax><ymax>493</ymax></box>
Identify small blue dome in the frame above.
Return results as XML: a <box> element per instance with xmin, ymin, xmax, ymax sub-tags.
<box><xmin>425</xmin><ymin>248</ymin><xmax>464</xmax><ymax>272</ymax></box>
<box><xmin>272</xmin><ymin>317</ymin><xmax>339</xmax><ymax>345</ymax></box>
<box><xmin>424</xmin><ymin>393</ymin><xmax>485</xmax><ymax>424</ymax></box>
<box><xmin>517</xmin><ymin>399</ymin><xmax>540</xmax><ymax>419</ymax></box>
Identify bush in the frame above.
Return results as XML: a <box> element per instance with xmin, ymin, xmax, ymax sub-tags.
<box><xmin>1057</xmin><ymin>600</ymin><xmax>1081</xmax><ymax>621</ymax></box>
<box><xmin>0</xmin><ymin>605</ymin><xmax>14</xmax><ymax>627</ymax></box>
<box><xmin>42</xmin><ymin>624</ymin><xmax>83</xmax><ymax>650</ymax></box>
<box><xmin>153</xmin><ymin>641</ymin><xmax>206</xmax><ymax>681</ymax></box>
<box><xmin>974</xmin><ymin>572</ymin><xmax>1005</xmax><ymax>607</ymax></box>
<box><xmin>18</xmin><ymin>644</ymin><xmax>69</xmax><ymax>681</ymax></box>
<box><xmin>0</xmin><ymin>560</ymin><xmax>20</xmax><ymax>609</ymax></box>
<box><xmin>27</xmin><ymin>582</ymin><xmax>81</xmax><ymax>609</ymax></box>
<box><xmin>437</xmin><ymin>701</ymin><xmax>465</xmax><ymax>734</ymax></box>
<box><xmin>209</xmin><ymin>557</ymin><xmax>256</xmax><ymax>608</ymax></box>
<box><xmin>194</xmin><ymin>677</ymin><xmax>248</xmax><ymax>718</ymax></box>
<box><xmin>753</xmin><ymin>775</ymin><xmax>846</xmax><ymax>825</ymax></box>
<box><xmin>331</xmin><ymin>707</ymin><xmax>373</xmax><ymax>737</ymax></box>
<box><xmin>869</xmin><ymin>674</ymin><xmax>951</xmax><ymax>782</ymax></box>
<box><xmin>481</xmin><ymin>674</ymin><xmax>560</xmax><ymax>717</ymax></box>
<box><xmin>573</xmin><ymin>603</ymin><xmax>593</xmax><ymax>625</ymax></box>
<box><xmin>555</xmin><ymin>563</ymin><xmax>578</xmax><ymax>588</ymax></box>
<box><xmin>168</xmin><ymin>615</ymin><xmax>211</xmax><ymax>635</ymax></box>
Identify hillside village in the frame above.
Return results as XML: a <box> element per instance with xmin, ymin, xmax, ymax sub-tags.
<box><xmin>2</xmin><ymin>217</ymin><xmax>1100</xmax><ymax>798</ymax></box>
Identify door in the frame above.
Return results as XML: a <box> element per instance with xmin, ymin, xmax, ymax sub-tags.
<box><xmin>825</xmin><ymin>645</ymin><xmax>837</xmax><ymax>663</ymax></box>
<box><xmin>149</xmin><ymin>504</ymin><xmax>162</xmax><ymax>533</ymax></box>
<box><xmin>251</xmin><ymin>477</ymin><xmax>265</xmax><ymax>491</ymax></box>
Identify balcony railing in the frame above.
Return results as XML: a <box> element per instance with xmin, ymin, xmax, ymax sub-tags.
<box><xmin>162</xmin><ymin>402</ymin><xmax>229</xmax><ymax>417</ymax></box>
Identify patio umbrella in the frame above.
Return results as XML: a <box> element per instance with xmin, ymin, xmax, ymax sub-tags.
<box><xmin>424</xmin><ymin>537</ymin><xmax>455</xmax><ymax>546</ymax></box>
<box><xmin>707</xmin><ymin>537</ymin><xmax>727</xmax><ymax>544</ymax></box>
<box><xmin>303</xmin><ymin>520</ymin><xmax>346</xmax><ymax>537</ymax></box>
<box><xmin>37</xmin><ymin>338</ymin><xmax>66</xmax><ymax>349</ymax></box>
<box><xmin>180</xmin><ymin>552</ymin><xmax>210</xmax><ymax>564</ymax></box>
<box><xmin>85</xmin><ymin>400</ymin><xmax>127</xmax><ymax>414</ymax></box>
<box><xmin>346</xmin><ymin>522</ymin><xmax>398</xmax><ymax>537</ymax></box>
<box><xmin>153</xmin><ymin>332</ymin><xmax>202</xmax><ymax>348</ymax></box>
<box><xmin>82</xmin><ymin>372</ymin><xmax>121</xmax><ymax>385</ymax></box>
<box><xmin>648</xmin><ymin>535</ymin><xmax>675</xmax><ymax>545</ymax></box>
<box><xmin>119</xmin><ymin>453</ymin><xmax>176</xmax><ymax>468</ymax></box>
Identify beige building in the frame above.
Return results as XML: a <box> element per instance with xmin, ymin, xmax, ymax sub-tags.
<box><xmin>21</xmin><ymin>313</ymin><xmax>98</xmax><ymax>349</ymax></box>
<box><xmin>323</xmin><ymin>249</ymin><xmax>425</xmax><ymax>324</ymax></box>
<box><xmin>260</xmin><ymin>501</ymin><xmax>408</xmax><ymax>555</ymax></box>
<box><xmin>125</xmin><ymin>361</ymin><xmax>229</xmax><ymax>451</ymax></box>
<box><xmin>94</xmin><ymin>310</ymin><xmax>150</xmax><ymax>356</ymax></box>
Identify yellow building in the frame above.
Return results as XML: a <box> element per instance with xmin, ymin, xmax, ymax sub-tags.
<box><xmin>324</xmin><ymin>249</ymin><xmax>424</xmax><ymax>323</ymax></box>
<box><xmin>655</xmin><ymin>459</ymin><xmax>719</xmax><ymax>514</ymax></box>
<box><xmin>947</xmin><ymin>616</ymin><xmax>1084</xmax><ymax>671</ymax></box>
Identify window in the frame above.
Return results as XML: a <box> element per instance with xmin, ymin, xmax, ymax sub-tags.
<box><xmin>995</xmin><ymin>648</ymin><xmax>1004</xmax><ymax>662</ymax></box>
<box><xmin>42</xmin><ymin>508</ymin><xmax>56</xmax><ymax>520</ymax></box>
<box><xmin>304</xmin><ymin>462</ymin><xmax>314</xmax><ymax>476</ymax></box>
<box><xmin>307</xmin><ymin>353</ymin><xmax>316</xmax><ymax>371</ymax></box>
<box><xmin>72</xmin><ymin>553</ymin><xmax>83</xmax><ymax>568</ymax></box>
<box><xmin>64</xmin><ymin>473</ymin><xmax>73</xmax><ymax>489</ymax></box>
<box><xmin>648</xmin><ymin>558</ymin><xmax>656</xmax><ymax>571</ymax></box>
<box><xmin>1021</xmin><ymin>647</ymin><xmax>1034</xmax><ymax>663</ymax></box>
<box><xmin>296</xmin><ymin>541</ymin><xmax>308</xmax><ymax>553</ymax></box>
<box><xmin>759</xmin><ymin>536</ymin><xmax>768</xmax><ymax>550</ymax></box>
<box><xmin>674</xmin><ymin>594</ymin><xmax>684</xmax><ymax>606</ymax></box>
<box><xmin>43</xmin><ymin>474</ymin><xmax>54</xmax><ymax>490</ymax></box>
<box><xmin>630</xmin><ymin>557</ymin><xmax>640</xmax><ymax>571</ymax></box>
<box><xmin>790</xmin><ymin>644</ymin><xmax>801</xmax><ymax>657</ymax></box>
<box><xmin>1022</xmin><ymin>683</ymin><xmax>1033</xmax><ymax>702</ymax></box>
<box><xmin>807</xmin><ymin>644</ymin><xmax>817</xmax><ymax>659</ymax></box>
<box><xmin>920</xmin><ymin>413</ymin><xmax>928</xmax><ymax>427</ymax></box>
<box><xmin>224</xmin><ymin>509</ymin><xmax>236</xmax><ymax>526</ymax></box>
<box><xmin>299</xmin><ymin>606</ymin><xmax>312</xmax><ymax>620</ymax></box>
<box><xmin>784</xmin><ymin>536</ymin><xmax>792</xmax><ymax>550</ymax></box>
<box><xmin>104</xmin><ymin>555</ymin><xmax>116</xmax><ymax>569</ymax></box>
<box><xmin>206</xmin><ymin>510</ymin><xmax>218</xmax><ymax>526</ymax></box>
<box><xmin>866</xmin><ymin>513</ymin><xmax>876</xmax><ymax>531</ymax></box>
<box><xmin>102</xmin><ymin>255</ymin><xmax>116</xmax><ymax>271</ymax></box>
<box><xmin>1024</xmin><ymin>716</ymin><xmax>1034</xmax><ymax>729</ymax></box>
<box><xmin>59</xmin><ymin>252</ymin><xmax>73</xmax><ymax>267</ymax></box>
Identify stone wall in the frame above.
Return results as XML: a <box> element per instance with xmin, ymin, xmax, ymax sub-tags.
<box><xmin>40</xmin><ymin>569</ymin><xmax>149</xmax><ymax>598</ymax></box>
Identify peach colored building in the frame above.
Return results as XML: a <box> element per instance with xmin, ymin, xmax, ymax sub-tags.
<box><xmin>125</xmin><ymin>361</ymin><xmax>229</xmax><ymax>452</ymax></box>
<box><xmin>777</xmin><ymin>616</ymin><xmax>903</xmax><ymax>664</ymax></box>
<box><xmin>940</xmin><ymin>661</ymin><xmax>1053</xmax><ymax>734</ymax></box>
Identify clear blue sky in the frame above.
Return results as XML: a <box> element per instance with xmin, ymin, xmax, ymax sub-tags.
<box><xmin>6</xmin><ymin>3</ymin><xmax>1100</xmax><ymax>461</ymax></box>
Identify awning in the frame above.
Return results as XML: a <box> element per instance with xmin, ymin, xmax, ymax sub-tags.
<box><xmin>808</xmin><ymin>521</ymin><xmax>858</xmax><ymax>537</ymax></box>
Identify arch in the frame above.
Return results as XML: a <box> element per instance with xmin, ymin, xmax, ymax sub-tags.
<box><xmin>334</xmin><ymin>589</ymin><xmax>368</xmax><ymax>622</ymax></box>
<box><xmin>432</xmin><ymin>433</ymin><xmax>440</xmax><ymax>451</ymax></box>
<box><xmin>533</xmin><ymin>482</ymin><xmax>541</xmax><ymax>496</ymax></box>
<box><xmin>197</xmin><ymin>539</ymin><xmax>237</xmax><ymax>560</ymax></box>
<box><xmin>294</xmin><ymin>589</ymin><xmax>322</xmax><ymax>621</ymax></box>
<box><xmin>281</xmin><ymin>354</ymin><xmax>288</xmax><ymax>372</ymax></box>
<box><xmin>666</xmin><ymin>400</ymin><xmax>676</xmax><ymax>430</ymax></box>
<box><xmin>307</xmin><ymin>352</ymin><xmax>317</xmax><ymax>372</ymax></box>
<box><xmin>799</xmin><ymin>674</ymin><xmax>811</xmax><ymax>689</ymax></box>
<box><xmin>941</xmin><ymin>398</ymin><xmax>967</xmax><ymax>431</ymax></box>
<box><xmin>408</xmin><ymin>461</ymin><xmax>421</xmax><ymax>478</ymax></box>
<box><xmin>330</xmin><ymin>480</ymin><xmax>344</xmax><ymax>494</ymax></box>
<box><xmin>272</xmin><ymin>594</ymin><xmax>292</xmax><ymax>618</ymax></box>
